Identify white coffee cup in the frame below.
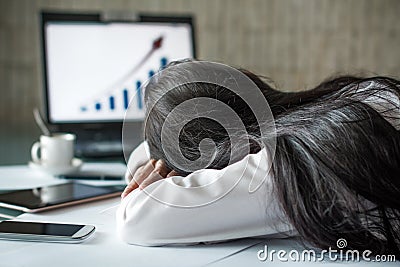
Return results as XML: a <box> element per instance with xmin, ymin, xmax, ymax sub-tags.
<box><xmin>31</xmin><ymin>133</ymin><xmax>76</xmax><ymax>166</ymax></box>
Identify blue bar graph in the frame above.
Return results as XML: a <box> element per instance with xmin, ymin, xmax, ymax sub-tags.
<box><xmin>109</xmin><ymin>96</ymin><xmax>115</xmax><ymax>110</ymax></box>
<box><xmin>123</xmin><ymin>89</ymin><xmax>129</xmax><ymax>110</ymax></box>
<box><xmin>82</xmin><ymin>56</ymin><xmax>169</xmax><ymax>113</ymax></box>
<box><xmin>136</xmin><ymin>81</ymin><xmax>142</xmax><ymax>110</ymax></box>
<box><xmin>149</xmin><ymin>70</ymin><xmax>155</xmax><ymax>78</ymax></box>
<box><xmin>160</xmin><ymin>57</ymin><xmax>168</xmax><ymax>68</ymax></box>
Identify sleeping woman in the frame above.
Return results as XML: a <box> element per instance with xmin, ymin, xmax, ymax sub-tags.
<box><xmin>117</xmin><ymin>59</ymin><xmax>400</xmax><ymax>257</ymax></box>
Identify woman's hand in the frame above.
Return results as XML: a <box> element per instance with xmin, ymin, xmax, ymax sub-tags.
<box><xmin>121</xmin><ymin>159</ymin><xmax>179</xmax><ymax>199</ymax></box>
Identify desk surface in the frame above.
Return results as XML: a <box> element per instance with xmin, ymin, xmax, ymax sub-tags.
<box><xmin>0</xmin><ymin>164</ymin><xmax>397</xmax><ymax>267</ymax></box>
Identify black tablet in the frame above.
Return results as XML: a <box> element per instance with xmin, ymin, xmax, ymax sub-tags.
<box><xmin>0</xmin><ymin>182</ymin><xmax>124</xmax><ymax>213</ymax></box>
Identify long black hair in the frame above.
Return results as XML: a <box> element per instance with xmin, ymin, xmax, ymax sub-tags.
<box><xmin>143</xmin><ymin>59</ymin><xmax>400</xmax><ymax>256</ymax></box>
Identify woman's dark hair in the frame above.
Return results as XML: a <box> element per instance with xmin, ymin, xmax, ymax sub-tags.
<box><xmin>143</xmin><ymin>59</ymin><xmax>400</xmax><ymax>256</ymax></box>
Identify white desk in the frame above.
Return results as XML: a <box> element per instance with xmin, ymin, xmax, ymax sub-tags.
<box><xmin>0</xmin><ymin>164</ymin><xmax>397</xmax><ymax>267</ymax></box>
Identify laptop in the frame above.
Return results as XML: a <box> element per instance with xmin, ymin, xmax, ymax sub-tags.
<box><xmin>40</xmin><ymin>11</ymin><xmax>196</xmax><ymax>159</ymax></box>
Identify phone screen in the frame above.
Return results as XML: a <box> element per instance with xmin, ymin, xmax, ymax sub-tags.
<box><xmin>0</xmin><ymin>221</ymin><xmax>83</xmax><ymax>236</ymax></box>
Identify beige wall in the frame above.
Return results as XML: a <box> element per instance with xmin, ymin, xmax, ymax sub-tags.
<box><xmin>0</xmin><ymin>0</ymin><xmax>399</xmax><ymax>164</ymax></box>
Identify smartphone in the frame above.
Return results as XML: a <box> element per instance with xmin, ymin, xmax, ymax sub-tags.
<box><xmin>0</xmin><ymin>220</ymin><xmax>95</xmax><ymax>243</ymax></box>
<box><xmin>0</xmin><ymin>182</ymin><xmax>124</xmax><ymax>213</ymax></box>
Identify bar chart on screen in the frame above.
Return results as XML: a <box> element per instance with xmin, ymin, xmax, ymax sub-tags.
<box><xmin>80</xmin><ymin>55</ymin><xmax>169</xmax><ymax>117</ymax></box>
<box><xmin>46</xmin><ymin>22</ymin><xmax>193</xmax><ymax>122</ymax></box>
<box><xmin>78</xmin><ymin>35</ymin><xmax>169</xmax><ymax>119</ymax></box>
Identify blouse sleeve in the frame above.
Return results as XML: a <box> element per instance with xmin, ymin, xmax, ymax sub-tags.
<box><xmin>117</xmin><ymin>148</ymin><xmax>294</xmax><ymax>246</ymax></box>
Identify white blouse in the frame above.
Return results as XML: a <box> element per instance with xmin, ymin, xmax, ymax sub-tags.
<box><xmin>116</xmin><ymin>142</ymin><xmax>295</xmax><ymax>246</ymax></box>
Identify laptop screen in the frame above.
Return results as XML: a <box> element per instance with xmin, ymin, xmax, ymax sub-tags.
<box><xmin>44</xmin><ymin>20</ymin><xmax>194</xmax><ymax>123</ymax></box>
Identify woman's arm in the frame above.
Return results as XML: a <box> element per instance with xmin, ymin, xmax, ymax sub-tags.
<box><xmin>124</xmin><ymin>141</ymin><xmax>151</xmax><ymax>184</ymax></box>
<box><xmin>117</xmin><ymin>148</ymin><xmax>295</xmax><ymax>246</ymax></box>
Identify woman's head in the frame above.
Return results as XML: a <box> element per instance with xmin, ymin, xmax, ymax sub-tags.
<box><xmin>143</xmin><ymin>59</ymin><xmax>400</xmax><ymax>255</ymax></box>
<box><xmin>143</xmin><ymin>60</ymin><xmax>277</xmax><ymax>174</ymax></box>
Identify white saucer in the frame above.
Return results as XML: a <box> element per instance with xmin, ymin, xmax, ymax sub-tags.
<box><xmin>29</xmin><ymin>158</ymin><xmax>83</xmax><ymax>176</ymax></box>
